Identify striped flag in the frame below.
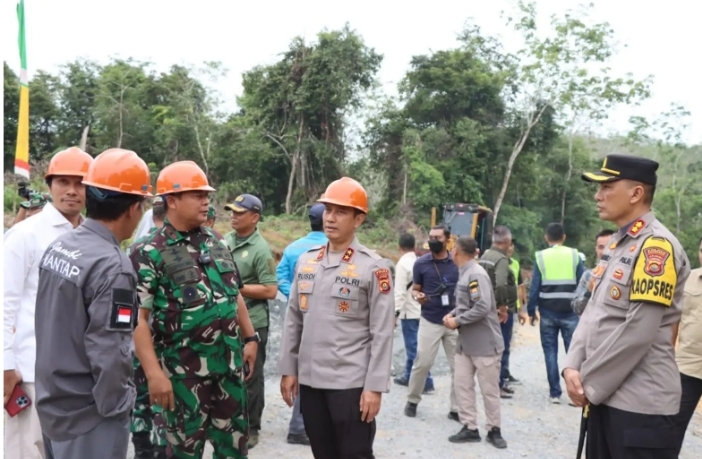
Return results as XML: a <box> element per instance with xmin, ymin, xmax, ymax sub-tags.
<box><xmin>14</xmin><ymin>0</ymin><xmax>30</xmax><ymax>179</ymax></box>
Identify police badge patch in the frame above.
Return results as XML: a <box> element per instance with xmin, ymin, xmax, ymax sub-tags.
<box><xmin>469</xmin><ymin>280</ymin><xmax>480</xmax><ymax>301</ymax></box>
<box><xmin>374</xmin><ymin>269</ymin><xmax>391</xmax><ymax>294</ymax></box>
<box><xmin>299</xmin><ymin>294</ymin><xmax>308</xmax><ymax>311</ymax></box>
<box><xmin>630</xmin><ymin>237</ymin><xmax>677</xmax><ymax>307</ymax></box>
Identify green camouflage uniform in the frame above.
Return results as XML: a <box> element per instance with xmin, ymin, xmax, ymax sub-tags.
<box><xmin>129</xmin><ymin>220</ymin><xmax>248</xmax><ymax>459</ymax></box>
<box><xmin>126</xmin><ymin>228</ymin><xmax>167</xmax><ymax>449</ymax></box>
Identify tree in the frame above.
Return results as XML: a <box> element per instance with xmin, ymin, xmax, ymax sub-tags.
<box><xmin>460</xmin><ymin>1</ymin><xmax>651</xmax><ymax>224</ymax></box>
<box><xmin>4</xmin><ymin>62</ymin><xmax>20</xmax><ymax>170</ymax></box>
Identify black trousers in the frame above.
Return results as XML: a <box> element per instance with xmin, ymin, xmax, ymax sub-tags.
<box><xmin>586</xmin><ymin>404</ymin><xmax>679</xmax><ymax>459</ymax></box>
<box><xmin>673</xmin><ymin>372</ymin><xmax>702</xmax><ymax>455</ymax></box>
<box><xmin>299</xmin><ymin>385</ymin><xmax>376</xmax><ymax>459</ymax></box>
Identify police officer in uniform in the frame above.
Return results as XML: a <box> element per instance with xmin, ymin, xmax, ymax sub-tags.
<box><xmin>562</xmin><ymin>154</ymin><xmax>691</xmax><ymax>459</ymax></box>
<box><xmin>34</xmin><ymin>148</ymin><xmax>153</xmax><ymax>459</ymax></box>
<box><xmin>278</xmin><ymin>177</ymin><xmax>395</xmax><ymax>459</ymax></box>
<box><xmin>130</xmin><ymin>161</ymin><xmax>258</xmax><ymax>459</ymax></box>
<box><xmin>478</xmin><ymin>225</ymin><xmax>518</xmax><ymax>398</ymax></box>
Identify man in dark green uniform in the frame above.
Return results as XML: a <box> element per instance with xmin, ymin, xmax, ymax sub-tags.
<box><xmin>128</xmin><ymin>196</ymin><xmax>167</xmax><ymax>459</ymax></box>
<box><xmin>478</xmin><ymin>225</ymin><xmax>518</xmax><ymax>399</ymax></box>
<box><xmin>130</xmin><ymin>161</ymin><xmax>259</xmax><ymax>459</ymax></box>
<box><xmin>224</xmin><ymin>194</ymin><xmax>278</xmax><ymax>449</ymax></box>
<box><xmin>204</xmin><ymin>205</ymin><xmax>217</xmax><ymax>229</ymax></box>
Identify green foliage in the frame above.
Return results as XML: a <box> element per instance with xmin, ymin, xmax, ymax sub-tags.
<box><xmin>3</xmin><ymin>8</ymin><xmax>699</xmax><ymax>262</ymax></box>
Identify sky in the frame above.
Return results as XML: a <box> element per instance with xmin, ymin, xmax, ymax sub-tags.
<box><xmin>2</xmin><ymin>0</ymin><xmax>701</xmax><ymax>145</ymax></box>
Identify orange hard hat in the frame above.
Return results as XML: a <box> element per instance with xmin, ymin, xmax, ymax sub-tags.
<box><xmin>82</xmin><ymin>148</ymin><xmax>153</xmax><ymax>196</ymax></box>
<box><xmin>45</xmin><ymin>147</ymin><xmax>93</xmax><ymax>179</ymax></box>
<box><xmin>317</xmin><ymin>177</ymin><xmax>368</xmax><ymax>214</ymax></box>
<box><xmin>156</xmin><ymin>161</ymin><xmax>215</xmax><ymax>195</ymax></box>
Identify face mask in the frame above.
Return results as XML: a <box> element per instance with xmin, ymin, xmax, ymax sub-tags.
<box><xmin>428</xmin><ymin>239</ymin><xmax>444</xmax><ymax>254</ymax></box>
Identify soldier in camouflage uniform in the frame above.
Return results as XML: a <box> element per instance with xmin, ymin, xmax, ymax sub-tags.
<box><xmin>204</xmin><ymin>205</ymin><xmax>216</xmax><ymax>228</ymax></box>
<box><xmin>129</xmin><ymin>161</ymin><xmax>259</xmax><ymax>459</ymax></box>
<box><xmin>128</xmin><ymin>196</ymin><xmax>167</xmax><ymax>459</ymax></box>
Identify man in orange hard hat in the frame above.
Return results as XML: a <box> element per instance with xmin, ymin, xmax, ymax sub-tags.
<box><xmin>4</xmin><ymin>147</ymin><xmax>93</xmax><ymax>459</ymax></box>
<box><xmin>130</xmin><ymin>161</ymin><xmax>257</xmax><ymax>459</ymax></box>
<box><xmin>279</xmin><ymin>177</ymin><xmax>395</xmax><ymax>459</ymax></box>
<box><xmin>35</xmin><ymin>148</ymin><xmax>152</xmax><ymax>459</ymax></box>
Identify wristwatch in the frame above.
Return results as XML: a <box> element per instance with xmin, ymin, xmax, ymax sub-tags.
<box><xmin>243</xmin><ymin>332</ymin><xmax>261</xmax><ymax>344</ymax></box>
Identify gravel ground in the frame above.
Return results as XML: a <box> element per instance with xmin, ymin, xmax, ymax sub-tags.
<box><xmin>127</xmin><ymin>296</ymin><xmax>702</xmax><ymax>458</ymax></box>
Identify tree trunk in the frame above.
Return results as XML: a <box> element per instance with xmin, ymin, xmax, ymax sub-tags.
<box><xmin>285</xmin><ymin>116</ymin><xmax>305</xmax><ymax>214</ymax></box>
<box><xmin>192</xmin><ymin>119</ymin><xmax>209</xmax><ymax>176</ymax></box>
<box><xmin>79</xmin><ymin>125</ymin><xmax>90</xmax><ymax>150</ymax></box>
<box><xmin>560</xmin><ymin>135</ymin><xmax>575</xmax><ymax>224</ymax></box>
<box><xmin>492</xmin><ymin>105</ymin><xmax>548</xmax><ymax>225</ymax></box>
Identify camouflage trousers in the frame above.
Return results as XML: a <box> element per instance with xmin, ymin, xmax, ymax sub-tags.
<box><xmin>130</xmin><ymin>356</ymin><xmax>167</xmax><ymax>447</ymax></box>
<box><xmin>164</xmin><ymin>373</ymin><xmax>249</xmax><ymax>459</ymax></box>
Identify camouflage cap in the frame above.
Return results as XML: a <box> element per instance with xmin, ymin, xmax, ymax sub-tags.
<box><xmin>20</xmin><ymin>192</ymin><xmax>50</xmax><ymax>210</ymax></box>
<box><xmin>207</xmin><ymin>205</ymin><xmax>216</xmax><ymax>220</ymax></box>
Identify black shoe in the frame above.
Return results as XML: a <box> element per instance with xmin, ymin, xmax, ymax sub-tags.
<box><xmin>153</xmin><ymin>446</ymin><xmax>168</xmax><ymax>459</ymax></box>
<box><xmin>507</xmin><ymin>375</ymin><xmax>522</xmax><ymax>385</ymax></box>
<box><xmin>422</xmin><ymin>386</ymin><xmax>435</xmax><ymax>395</ymax></box>
<box><xmin>487</xmin><ymin>427</ymin><xmax>507</xmax><ymax>449</ymax></box>
<box><xmin>404</xmin><ymin>402</ymin><xmax>417</xmax><ymax>417</ymax></box>
<box><xmin>500</xmin><ymin>388</ymin><xmax>513</xmax><ymax>399</ymax></box>
<box><xmin>131</xmin><ymin>433</ymin><xmax>153</xmax><ymax>459</ymax></box>
<box><xmin>447</xmin><ymin>411</ymin><xmax>460</xmax><ymax>422</ymax></box>
<box><xmin>448</xmin><ymin>425</ymin><xmax>481</xmax><ymax>443</ymax></box>
<box><xmin>393</xmin><ymin>377</ymin><xmax>409</xmax><ymax>387</ymax></box>
<box><xmin>287</xmin><ymin>433</ymin><xmax>311</xmax><ymax>445</ymax></box>
<box><xmin>501</xmin><ymin>386</ymin><xmax>515</xmax><ymax>394</ymax></box>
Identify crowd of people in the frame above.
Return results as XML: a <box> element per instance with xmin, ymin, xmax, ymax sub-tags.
<box><xmin>3</xmin><ymin>148</ymin><xmax>702</xmax><ymax>459</ymax></box>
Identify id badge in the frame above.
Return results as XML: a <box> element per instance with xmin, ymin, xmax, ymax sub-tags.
<box><xmin>441</xmin><ymin>294</ymin><xmax>449</xmax><ymax>306</ymax></box>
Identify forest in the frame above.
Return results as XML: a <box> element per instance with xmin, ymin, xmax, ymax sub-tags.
<box><xmin>3</xmin><ymin>1</ymin><xmax>701</xmax><ymax>265</ymax></box>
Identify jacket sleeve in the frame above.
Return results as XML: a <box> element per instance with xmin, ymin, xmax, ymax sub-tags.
<box><xmin>579</xmin><ymin>302</ymin><xmax>666</xmax><ymax>405</ymax></box>
<box><xmin>527</xmin><ymin>265</ymin><xmax>541</xmax><ymax>316</ymax></box>
<box><xmin>455</xmin><ymin>272</ymin><xmax>493</xmax><ymax>325</ymax></box>
<box><xmin>364</xmin><ymin>261</ymin><xmax>395</xmax><ymax>393</ymax></box>
<box><xmin>571</xmin><ymin>270</ymin><xmax>592</xmax><ymax>315</ymax></box>
<box><xmin>3</xmin><ymin>229</ymin><xmax>32</xmax><ymax>371</ymax></box>
<box><xmin>493</xmin><ymin>257</ymin><xmax>510</xmax><ymax>307</ymax></box>
<box><xmin>394</xmin><ymin>258</ymin><xmax>409</xmax><ymax>313</ymax></box>
<box><xmin>277</xmin><ymin>250</ymin><xmax>292</xmax><ymax>297</ymax></box>
<box><xmin>278</xmin><ymin>259</ymin><xmax>303</xmax><ymax>377</ymax></box>
<box><xmin>84</xmin><ymin>273</ymin><xmax>136</xmax><ymax>418</ymax></box>
<box><xmin>129</xmin><ymin>245</ymin><xmax>158</xmax><ymax>310</ymax></box>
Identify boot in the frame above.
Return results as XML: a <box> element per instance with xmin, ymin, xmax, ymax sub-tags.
<box><xmin>132</xmin><ymin>432</ymin><xmax>154</xmax><ymax>459</ymax></box>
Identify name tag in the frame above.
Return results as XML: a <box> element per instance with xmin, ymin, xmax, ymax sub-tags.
<box><xmin>441</xmin><ymin>294</ymin><xmax>449</xmax><ymax>306</ymax></box>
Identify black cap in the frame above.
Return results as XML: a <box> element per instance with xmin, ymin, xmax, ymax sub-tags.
<box><xmin>309</xmin><ymin>203</ymin><xmax>325</xmax><ymax>225</ymax></box>
<box><xmin>582</xmin><ymin>154</ymin><xmax>659</xmax><ymax>186</ymax></box>
<box><xmin>224</xmin><ymin>194</ymin><xmax>263</xmax><ymax>214</ymax></box>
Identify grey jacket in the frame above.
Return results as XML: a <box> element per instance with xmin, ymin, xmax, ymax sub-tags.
<box><xmin>452</xmin><ymin>259</ymin><xmax>504</xmax><ymax>357</ymax></box>
<box><xmin>34</xmin><ymin>219</ymin><xmax>137</xmax><ymax>441</ymax></box>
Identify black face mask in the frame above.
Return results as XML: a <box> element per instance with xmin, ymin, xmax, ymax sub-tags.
<box><xmin>428</xmin><ymin>239</ymin><xmax>445</xmax><ymax>254</ymax></box>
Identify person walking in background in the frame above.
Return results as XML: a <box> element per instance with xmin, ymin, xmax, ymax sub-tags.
<box><xmin>503</xmin><ymin>239</ymin><xmax>528</xmax><ymax>386</ymax></box>
<box><xmin>671</xmin><ymin>235</ymin><xmax>702</xmax><ymax>456</ymax></box>
<box><xmin>4</xmin><ymin>147</ymin><xmax>93</xmax><ymax>459</ymax></box>
<box><xmin>571</xmin><ymin>229</ymin><xmax>615</xmax><ymax>316</ymax></box>
<box><xmin>224</xmin><ymin>193</ymin><xmax>279</xmax><ymax>449</ymax></box>
<box><xmin>393</xmin><ymin>233</ymin><xmax>434</xmax><ymax>393</ymax></box>
<box><xmin>275</xmin><ymin>203</ymin><xmax>328</xmax><ymax>446</ymax></box>
<box><xmin>527</xmin><ymin>222</ymin><xmax>584</xmax><ymax>404</ymax></box>
<box><xmin>478</xmin><ymin>226</ymin><xmax>518</xmax><ymax>399</ymax></box>
<box><xmin>444</xmin><ymin>236</ymin><xmax>507</xmax><ymax>449</ymax></box>
<box><xmin>404</xmin><ymin>224</ymin><xmax>460</xmax><ymax>420</ymax></box>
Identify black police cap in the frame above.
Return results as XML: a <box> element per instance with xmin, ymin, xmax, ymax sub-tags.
<box><xmin>224</xmin><ymin>194</ymin><xmax>263</xmax><ymax>214</ymax></box>
<box><xmin>582</xmin><ymin>154</ymin><xmax>658</xmax><ymax>186</ymax></box>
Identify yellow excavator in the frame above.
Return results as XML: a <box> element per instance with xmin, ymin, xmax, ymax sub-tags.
<box><xmin>423</xmin><ymin>203</ymin><xmax>494</xmax><ymax>254</ymax></box>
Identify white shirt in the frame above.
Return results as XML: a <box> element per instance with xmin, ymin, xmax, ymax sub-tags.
<box><xmin>133</xmin><ymin>208</ymin><xmax>154</xmax><ymax>241</ymax></box>
<box><xmin>3</xmin><ymin>203</ymin><xmax>81</xmax><ymax>382</ymax></box>
<box><xmin>394</xmin><ymin>251</ymin><xmax>421</xmax><ymax>319</ymax></box>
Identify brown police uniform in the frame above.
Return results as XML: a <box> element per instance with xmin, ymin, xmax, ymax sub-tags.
<box><xmin>278</xmin><ymin>237</ymin><xmax>395</xmax><ymax>459</ymax></box>
<box><xmin>563</xmin><ymin>154</ymin><xmax>691</xmax><ymax>459</ymax></box>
